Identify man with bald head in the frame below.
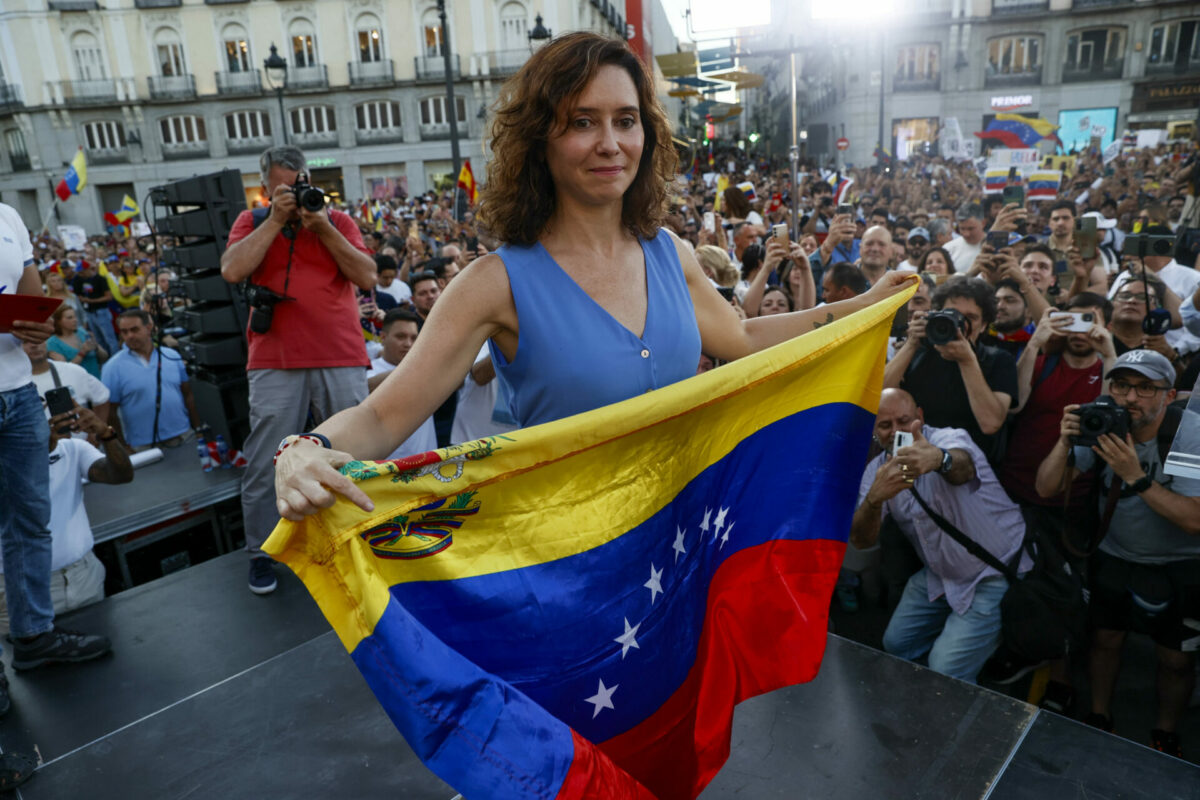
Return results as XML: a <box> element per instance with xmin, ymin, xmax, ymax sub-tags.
<box><xmin>851</xmin><ymin>388</ymin><xmax>1030</xmax><ymax>683</ymax></box>
<box><xmin>858</xmin><ymin>225</ymin><xmax>894</xmax><ymax>285</ymax></box>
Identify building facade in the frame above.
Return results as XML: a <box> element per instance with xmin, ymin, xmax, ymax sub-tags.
<box><xmin>742</xmin><ymin>0</ymin><xmax>1200</xmax><ymax>166</ymax></box>
<box><xmin>0</xmin><ymin>0</ymin><xmax>630</xmax><ymax>231</ymax></box>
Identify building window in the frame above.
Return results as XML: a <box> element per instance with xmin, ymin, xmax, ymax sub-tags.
<box><xmin>224</xmin><ymin>110</ymin><xmax>271</xmax><ymax>140</ymax></box>
<box><xmin>83</xmin><ymin>120</ymin><xmax>125</xmax><ymax>151</ymax></box>
<box><xmin>1148</xmin><ymin>19</ymin><xmax>1200</xmax><ymax>66</ymax></box>
<box><xmin>422</xmin><ymin>10</ymin><xmax>444</xmax><ymax>57</ymax></box>
<box><xmin>420</xmin><ymin>96</ymin><xmax>466</xmax><ymax>126</ymax></box>
<box><xmin>356</xmin><ymin>101</ymin><xmax>402</xmax><ymax>131</ymax></box>
<box><xmin>895</xmin><ymin>44</ymin><xmax>939</xmax><ymax>82</ymax></box>
<box><xmin>1064</xmin><ymin>27</ymin><xmax>1125</xmax><ymax>71</ymax></box>
<box><xmin>222</xmin><ymin>24</ymin><xmax>251</xmax><ymax>72</ymax></box>
<box><xmin>986</xmin><ymin>35</ymin><xmax>1042</xmax><ymax>75</ymax></box>
<box><xmin>499</xmin><ymin>2</ymin><xmax>528</xmax><ymax>50</ymax></box>
<box><xmin>290</xmin><ymin>105</ymin><xmax>337</xmax><ymax>134</ymax></box>
<box><xmin>5</xmin><ymin>128</ymin><xmax>29</xmax><ymax>159</ymax></box>
<box><xmin>159</xmin><ymin>114</ymin><xmax>206</xmax><ymax>145</ymax></box>
<box><xmin>154</xmin><ymin>27</ymin><xmax>186</xmax><ymax>77</ymax></box>
<box><xmin>356</xmin><ymin>14</ymin><xmax>383</xmax><ymax>63</ymax></box>
<box><xmin>289</xmin><ymin>18</ymin><xmax>318</xmax><ymax>67</ymax></box>
<box><xmin>71</xmin><ymin>31</ymin><xmax>107</xmax><ymax>81</ymax></box>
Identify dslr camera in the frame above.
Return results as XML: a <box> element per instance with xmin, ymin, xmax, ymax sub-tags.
<box><xmin>1143</xmin><ymin>307</ymin><xmax>1172</xmax><ymax>336</ymax></box>
<box><xmin>1070</xmin><ymin>395</ymin><xmax>1130</xmax><ymax>448</ymax></box>
<box><xmin>924</xmin><ymin>308</ymin><xmax>968</xmax><ymax>347</ymax></box>
<box><xmin>292</xmin><ymin>179</ymin><xmax>326</xmax><ymax>212</ymax></box>
<box><xmin>1121</xmin><ymin>234</ymin><xmax>1175</xmax><ymax>259</ymax></box>
<box><xmin>246</xmin><ymin>284</ymin><xmax>293</xmax><ymax>335</ymax></box>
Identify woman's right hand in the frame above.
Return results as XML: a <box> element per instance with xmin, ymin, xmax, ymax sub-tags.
<box><xmin>863</xmin><ymin>271</ymin><xmax>918</xmax><ymax>305</ymax></box>
<box><xmin>274</xmin><ymin>441</ymin><xmax>376</xmax><ymax>521</ymax></box>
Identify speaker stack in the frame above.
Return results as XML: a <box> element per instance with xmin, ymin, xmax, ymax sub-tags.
<box><xmin>150</xmin><ymin>169</ymin><xmax>251</xmax><ymax>449</ymax></box>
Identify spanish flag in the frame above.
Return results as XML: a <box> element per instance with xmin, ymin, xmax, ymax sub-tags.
<box><xmin>456</xmin><ymin>159</ymin><xmax>478</xmax><ymax>206</ymax></box>
<box><xmin>55</xmin><ymin>149</ymin><xmax>88</xmax><ymax>201</ymax></box>
<box><xmin>264</xmin><ymin>287</ymin><xmax>911</xmax><ymax>799</ymax></box>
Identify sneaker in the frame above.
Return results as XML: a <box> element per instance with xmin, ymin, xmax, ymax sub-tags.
<box><xmin>11</xmin><ymin>627</ymin><xmax>111</xmax><ymax>671</ymax></box>
<box><xmin>1083</xmin><ymin>712</ymin><xmax>1115</xmax><ymax>733</ymax></box>
<box><xmin>979</xmin><ymin>648</ymin><xmax>1046</xmax><ymax>685</ymax></box>
<box><xmin>248</xmin><ymin>556</ymin><xmax>277</xmax><ymax>595</ymax></box>
<box><xmin>1151</xmin><ymin>729</ymin><xmax>1183</xmax><ymax>759</ymax></box>
<box><xmin>1039</xmin><ymin>681</ymin><xmax>1075</xmax><ymax>716</ymax></box>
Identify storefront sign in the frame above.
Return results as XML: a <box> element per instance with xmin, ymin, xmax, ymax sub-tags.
<box><xmin>307</xmin><ymin>157</ymin><xmax>338</xmax><ymax>168</ymax></box>
<box><xmin>1132</xmin><ymin>78</ymin><xmax>1200</xmax><ymax>112</ymax></box>
<box><xmin>990</xmin><ymin>94</ymin><xmax>1034</xmax><ymax>111</ymax></box>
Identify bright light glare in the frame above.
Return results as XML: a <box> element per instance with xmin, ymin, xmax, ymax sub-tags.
<box><xmin>688</xmin><ymin>0</ymin><xmax>770</xmax><ymax>32</ymax></box>
<box><xmin>811</xmin><ymin>0</ymin><xmax>895</xmax><ymax>20</ymax></box>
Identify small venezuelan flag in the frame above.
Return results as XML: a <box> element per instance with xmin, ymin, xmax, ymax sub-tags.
<box><xmin>264</xmin><ymin>287</ymin><xmax>912</xmax><ymax>800</ymax></box>
<box><xmin>1026</xmin><ymin>170</ymin><xmax>1062</xmax><ymax>201</ymax></box>
<box><xmin>55</xmin><ymin>149</ymin><xmax>87</xmax><ymax>202</ymax></box>
<box><xmin>983</xmin><ymin>168</ymin><xmax>1010</xmax><ymax>195</ymax></box>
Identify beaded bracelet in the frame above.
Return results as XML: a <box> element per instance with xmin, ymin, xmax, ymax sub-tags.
<box><xmin>273</xmin><ymin>432</ymin><xmax>332</xmax><ymax>465</ymax></box>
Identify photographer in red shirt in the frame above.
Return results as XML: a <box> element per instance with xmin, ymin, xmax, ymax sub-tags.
<box><xmin>221</xmin><ymin>145</ymin><xmax>376</xmax><ymax>595</ymax></box>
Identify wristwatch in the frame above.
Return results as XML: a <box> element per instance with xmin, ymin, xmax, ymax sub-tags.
<box><xmin>1129</xmin><ymin>475</ymin><xmax>1154</xmax><ymax>494</ymax></box>
<box><xmin>938</xmin><ymin>448</ymin><xmax>954</xmax><ymax>475</ymax></box>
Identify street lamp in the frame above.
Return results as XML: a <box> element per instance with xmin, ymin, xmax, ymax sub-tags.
<box><xmin>264</xmin><ymin>43</ymin><xmax>288</xmax><ymax>145</ymax></box>
<box><xmin>436</xmin><ymin>0</ymin><xmax>461</xmax><ymax>181</ymax></box>
<box><xmin>528</xmin><ymin>13</ymin><xmax>552</xmax><ymax>50</ymax></box>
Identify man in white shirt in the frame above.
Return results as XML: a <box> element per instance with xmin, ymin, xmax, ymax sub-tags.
<box><xmin>367</xmin><ymin>309</ymin><xmax>436</xmax><ymax>459</ymax></box>
<box><xmin>22</xmin><ymin>339</ymin><xmax>110</xmax><ymax>427</ymax></box>
<box><xmin>0</xmin><ymin>406</ymin><xmax>131</xmax><ymax>632</ymax></box>
<box><xmin>374</xmin><ymin>254</ymin><xmax>412</xmax><ymax>305</ymax></box>
<box><xmin>451</xmin><ymin>345</ymin><xmax>519</xmax><ymax>445</ymax></box>
<box><xmin>944</xmin><ymin>204</ymin><xmax>986</xmax><ymax>274</ymax></box>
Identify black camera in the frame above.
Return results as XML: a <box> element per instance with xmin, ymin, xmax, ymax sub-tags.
<box><xmin>1121</xmin><ymin>234</ymin><xmax>1175</xmax><ymax>259</ymax></box>
<box><xmin>925</xmin><ymin>308</ymin><xmax>968</xmax><ymax>346</ymax></box>
<box><xmin>1070</xmin><ymin>395</ymin><xmax>1130</xmax><ymax>448</ymax></box>
<box><xmin>292</xmin><ymin>180</ymin><xmax>326</xmax><ymax>212</ymax></box>
<box><xmin>246</xmin><ymin>284</ymin><xmax>292</xmax><ymax>334</ymax></box>
<box><xmin>1142</xmin><ymin>307</ymin><xmax>1172</xmax><ymax>336</ymax></box>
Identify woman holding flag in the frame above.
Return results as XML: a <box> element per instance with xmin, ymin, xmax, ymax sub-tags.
<box><xmin>274</xmin><ymin>32</ymin><xmax>914</xmax><ymax>519</ymax></box>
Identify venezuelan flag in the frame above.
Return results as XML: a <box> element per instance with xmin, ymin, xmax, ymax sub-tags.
<box><xmin>55</xmin><ymin>149</ymin><xmax>87</xmax><ymax>201</ymax></box>
<box><xmin>1026</xmin><ymin>170</ymin><xmax>1062</xmax><ymax>201</ymax></box>
<box><xmin>114</xmin><ymin>194</ymin><xmax>139</xmax><ymax>223</ymax></box>
<box><xmin>456</xmin><ymin>159</ymin><xmax>479</xmax><ymax>206</ymax></box>
<box><xmin>264</xmin><ymin>287</ymin><xmax>912</xmax><ymax>799</ymax></box>
<box><xmin>983</xmin><ymin>168</ymin><xmax>1010</xmax><ymax>195</ymax></box>
<box><xmin>975</xmin><ymin>113</ymin><xmax>1062</xmax><ymax>149</ymax></box>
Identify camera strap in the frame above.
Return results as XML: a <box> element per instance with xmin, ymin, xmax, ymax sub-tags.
<box><xmin>908</xmin><ymin>486</ymin><xmax>1018</xmax><ymax>580</ymax></box>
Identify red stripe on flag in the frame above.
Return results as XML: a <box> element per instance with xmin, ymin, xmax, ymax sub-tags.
<box><xmin>555</xmin><ymin>730</ymin><xmax>656</xmax><ymax>800</ymax></box>
<box><xmin>55</xmin><ymin>180</ymin><xmax>71</xmax><ymax>202</ymax></box>
<box><xmin>973</xmin><ymin>130</ymin><xmax>1028</xmax><ymax>149</ymax></box>
<box><xmin>597</xmin><ymin>537</ymin><xmax>846</xmax><ymax>800</ymax></box>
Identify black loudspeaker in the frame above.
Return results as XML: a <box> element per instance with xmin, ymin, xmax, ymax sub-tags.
<box><xmin>151</xmin><ymin>169</ymin><xmax>250</xmax><ymax>441</ymax></box>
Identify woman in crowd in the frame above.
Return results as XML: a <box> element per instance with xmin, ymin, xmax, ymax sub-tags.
<box><xmin>919</xmin><ymin>246</ymin><xmax>955</xmax><ymax>276</ymax></box>
<box><xmin>42</xmin><ymin>268</ymin><xmax>86</xmax><ymax>321</ymax></box>
<box><xmin>694</xmin><ymin>244</ymin><xmax>732</xmax><ymax>285</ymax></box>
<box><xmin>275</xmin><ymin>32</ymin><xmax>912</xmax><ymax>518</ymax></box>
<box><xmin>721</xmin><ymin>185</ymin><xmax>762</xmax><ymax>227</ymax></box>
<box><xmin>758</xmin><ymin>287</ymin><xmax>793</xmax><ymax>316</ymax></box>
<box><xmin>46</xmin><ymin>305</ymin><xmax>105</xmax><ymax>378</ymax></box>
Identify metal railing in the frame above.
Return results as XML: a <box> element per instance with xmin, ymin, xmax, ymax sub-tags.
<box><xmin>292</xmin><ymin>130</ymin><xmax>339</xmax><ymax>149</ymax></box>
<box><xmin>0</xmin><ymin>83</ymin><xmax>22</xmax><ymax>111</ymax></box>
<box><xmin>1061</xmin><ymin>60</ymin><xmax>1124</xmax><ymax>83</ymax></box>
<box><xmin>226</xmin><ymin>137</ymin><xmax>273</xmax><ymax>156</ymax></box>
<box><xmin>414</xmin><ymin>54</ymin><xmax>461</xmax><ymax>80</ymax></box>
<box><xmin>161</xmin><ymin>141</ymin><xmax>211</xmax><ymax>161</ymax></box>
<box><xmin>10</xmin><ymin>153</ymin><xmax>31</xmax><ymax>172</ymax></box>
<box><xmin>215</xmin><ymin>70</ymin><xmax>262</xmax><ymax>96</ymax></box>
<box><xmin>60</xmin><ymin>79</ymin><xmax>118</xmax><ymax>105</ymax></box>
<box><xmin>990</xmin><ymin>0</ymin><xmax>1049</xmax><ymax>14</ymax></box>
<box><xmin>287</xmin><ymin>64</ymin><xmax>328</xmax><ymax>91</ymax></box>
<box><xmin>134</xmin><ymin>0</ymin><xmax>182</xmax><ymax>7</ymax></box>
<box><xmin>1145</xmin><ymin>57</ymin><xmax>1200</xmax><ymax>77</ymax></box>
<box><xmin>86</xmin><ymin>147</ymin><xmax>129</xmax><ymax>165</ymax></box>
<box><xmin>148</xmin><ymin>74</ymin><xmax>196</xmax><ymax>101</ymax></box>
<box><xmin>356</xmin><ymin>128</ymin><xmax>405</xmax><ymax>146</ymax></box>
<box><xmin>485</xmin><ymin>50</ymin><xmax>528</xmax><ymax>76</ymax></box>
<box><xmin>348</xmin><ymin>60</ymin><xmax>394</xmax><ymax>86</ymax></box>
<box><xmin>419</xmin><ymin>123</ymin><xmax>455</xmax><ymax>141</ymax></box>
<box><xmin>892</xmin><ymin>74</ymin><xmax>941</xmax><ymax>93</ymax></box>
<box><xmin>983</xmin><ymin>65</ymin><xmax>1043</xmax><ymax>88</ymax></box>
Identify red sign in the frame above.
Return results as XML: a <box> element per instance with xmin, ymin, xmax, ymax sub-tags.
<box><xmin>836</xmin><ymin>138</ymin><xmax>850</xmax><ymax>151</ymax></box>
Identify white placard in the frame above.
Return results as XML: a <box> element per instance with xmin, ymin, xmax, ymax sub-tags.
<box><xmin>56</xmin><ymin>224</ymin><xmax>87</xmax><ymax>251</ymax></box>
<box><xmin>130</xmin><ymin>221</ymin><xmax>151</xmax><ymax>237</ymax></box>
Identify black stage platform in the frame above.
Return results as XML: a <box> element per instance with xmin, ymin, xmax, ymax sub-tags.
<box><xmin>1</xmin><ymin>552</ymin><xmax>1196</xmax><ymax>799</ymax></box>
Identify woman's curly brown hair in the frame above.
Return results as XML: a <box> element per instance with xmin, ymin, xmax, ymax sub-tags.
<box><xmin>480</xmin><ymin>32</ymin><xmax>677</xmax><ymax>246</ymax></box>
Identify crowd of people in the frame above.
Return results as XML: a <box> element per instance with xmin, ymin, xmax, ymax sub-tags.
<box><xmin>2</xmin><ymin>34</ymin><xmax>1200</xmax><ymax>787</ymax></box>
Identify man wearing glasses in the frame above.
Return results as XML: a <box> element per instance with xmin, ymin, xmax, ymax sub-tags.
<box><xmin>1035</xmin><ymin>350</ymin><xmax>1199</xmax><ymax>758</ymax></box>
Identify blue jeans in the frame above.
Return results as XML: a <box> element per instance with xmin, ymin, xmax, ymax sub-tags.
<box><xmin>882</xmin><ymin>568</ymin><xmax>1007</xmax><ymax>684</ymax></box>
<box><xmin>84</xmin><ymin>307</ymin><xmax>119</xmax><ymax>353</ymax></box>
<box><xmin>0</xmin><ymin>382</ymin><xmax>54</xmax><ymax>643</ymax></box>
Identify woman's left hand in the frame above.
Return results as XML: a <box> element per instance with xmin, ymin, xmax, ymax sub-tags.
<box><xmin>763</xmin><ymin>239</ymin><xmax>788</xmax><ymax>273</ymax></box>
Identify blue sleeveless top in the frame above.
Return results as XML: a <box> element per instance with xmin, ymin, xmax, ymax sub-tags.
<box><xmin>488</xmin><ymin>229</ymin><xmax>701</xmax><ymax>428</ymax></box>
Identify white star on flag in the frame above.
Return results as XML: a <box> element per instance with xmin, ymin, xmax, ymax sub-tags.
<box><xmin>673</xmin><ymin>526</ymin><xmax>687</xmax><ymax>562</ymax></box>
<box><xmin>713</xmin><ymin>507</ymin><xmax>729</xmax><ymax>542</ymax></box>
<box><xmin>614</xmin><ymin>617</ymin><xmax>641</xmax><ymax>659</ymax></box>
<box><xmin>720</xmin><ymin>521</ymin><xmax>734</xmax><ymax>549</ymax></box>
<box><xmin>585</xmin><ymin>678</ymin><xmax>618</xmax><ymax>719</ymax></box>
<box><xmin>699</xmin><ymin>508</ymin><xmax>711</xmax><ymax>534</ymax></box>
<box><xmin>644</xmin><ymin>563</ymin><xmax>663</xmax><ymax>604</ymax></box>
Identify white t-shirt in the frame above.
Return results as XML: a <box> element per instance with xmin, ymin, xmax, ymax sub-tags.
<box><xmin>943</xmin><ymin>236</ymin><xmax>983</xmax><ymax>274</ymax></box>
<box><xmin>451</xmin><ymin>344</ymin><xmax>518</xmax><ymax>445</ymax></box>
<box><xmin>0</xmin><ymin>438</ymin><xmax>102</xmax><ymax>574</ymax></box>
<box><xmin>367</xmin><ymin>356</ymin><xmax>437</xmax><ymax>459</ymax></box>
<box><xmin>376</xmin><ymin>280</ymin><xmax>412</xmax><ymax>305</ymax></box>
<box><xmin>0</xmin><ymin>203</ymin><xmax>34</xmax><ymax>393</ymax></box>
<box><xmin>31</xmin><ymin>361</ymin><xmax>110</xmax><ymax>418</ymax></box>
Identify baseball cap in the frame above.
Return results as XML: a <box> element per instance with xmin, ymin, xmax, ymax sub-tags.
<box><xmin>906</xmin><ymin>227</ymin><xmax>930</xmax><ymax>242</ymax></box>
<box><xmin>1081</xmin><ymin>210</ymin><xmax>1116</xmax><ymax>230</ymax></box>
<box><xmin>1105</xmin><ymin>349</ymin><xmax>1176</xmax><ymax>386</ymax></box>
